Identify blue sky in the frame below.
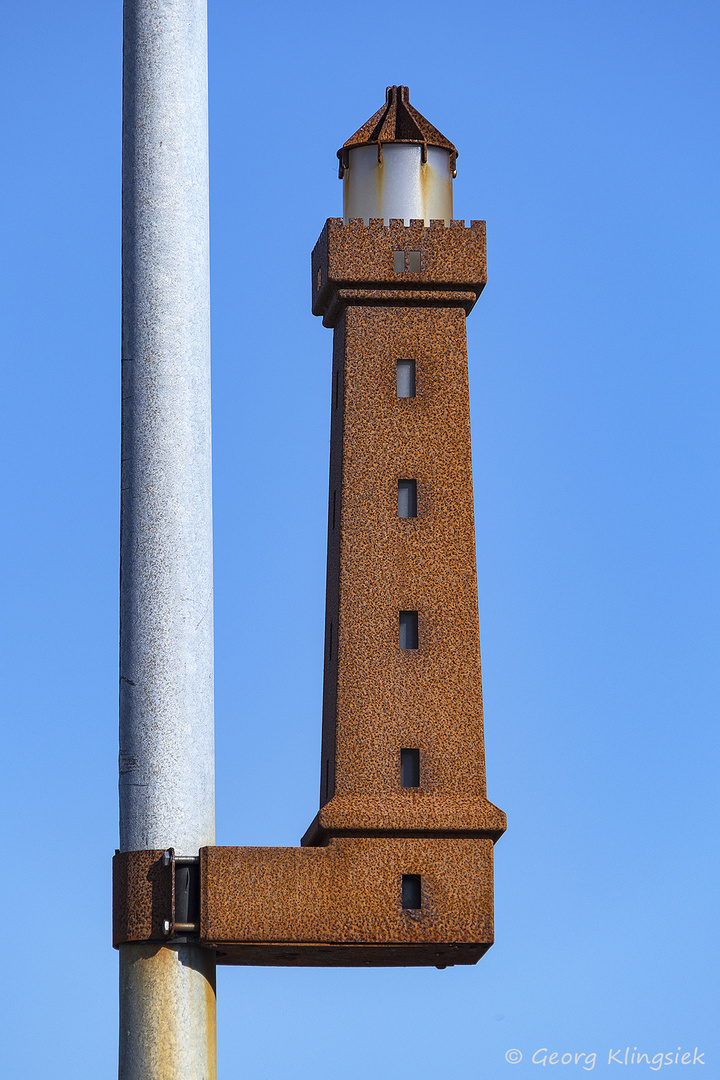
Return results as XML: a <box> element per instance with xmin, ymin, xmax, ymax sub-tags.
<box><xmin>1</xmin><ymin>1</ymin><xmax>718</xmax><ymax>1076</ymax></box>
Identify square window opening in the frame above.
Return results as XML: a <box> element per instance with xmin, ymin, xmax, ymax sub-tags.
<box><xmin>396</xmin><ymin>360</ymin><xmax>416</xmax><ymax>398</ymax></box>
<box><xmin>398</xmin><ymin>479</ymin><xmax>417</xmax><ymax>518</ymax></box>
<box><xmin>399</xmin><ymin>610</ymin><xmax>419</xmax><ymax>650</ymax></box>
<box><xmin>402</xmin><ymin>874</ymin><xmax>422</xmax><ymax>910</ymax></box>
<box><xmin>401</xmin><ymin>748</ymin><xmax>420</xmax><ymax>788</ymax></box>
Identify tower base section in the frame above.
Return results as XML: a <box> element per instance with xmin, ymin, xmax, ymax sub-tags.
<box><xmin>114</xmin><ymin>837</ymin><xmax>495</xmax><ymax>968</ymax></box>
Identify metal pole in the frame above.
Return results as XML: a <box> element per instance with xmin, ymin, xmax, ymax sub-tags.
<box><xmin>119</xmin><ymin>1</ymin><xmax>215</xmax><ymax>1076</ymax></box>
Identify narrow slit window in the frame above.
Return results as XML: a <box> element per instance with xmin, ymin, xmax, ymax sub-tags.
<box><xmin>393</xmin><ymin>249</ymin><xmax>405</xmax><ymax>273</ymax></box>
<box><xmin>400</xmin><ymin>748</ymin><xmax>420</xmax><ymax>788</ymax></box>
<box><xmin>407</xmin><ymin>249</ymin><xmax>421</xmax><ymax>272</ymax></box>
<box><xmin>396</xmin><ymin>360</ymin><xmax>416</xmax><ymax>398</ymax></box>
<box><xmin>397</xmin><ymin>479</ymin><xmax>417</xmax><ymax>518</ymax></box>
<box><xmin>402</xmin><ymin>874</ymin><xmax>422</xmax><ymax>910</ymax></box>
<box><xmin>399</xmin><ymin>611</ymin><xmax>419</xmax><ymax>650</ymax></box>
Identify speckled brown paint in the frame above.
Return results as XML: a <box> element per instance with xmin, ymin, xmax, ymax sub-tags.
<box><xmin>113</xmin><ymin>218</ymin><xmax>504</xmax><ymax>967</ymax></box>
<box><xmin>201</xmin><ymin>837</ymin><xmax>493</xmax><ymax>966</ymax></box>
<box><xmin>113</xmin><ymin>850</ymin><xmax>171</xmax><ymax>947</ymax></box>
<box><xmin>312</xmin><ymin>218</ymin><xmax>487</xmax><ymax>328</ymax></box>
<box><xmin>304</xmin><ymin>219</ymin><xmax>505</xmax><ymax>847</ymax></box>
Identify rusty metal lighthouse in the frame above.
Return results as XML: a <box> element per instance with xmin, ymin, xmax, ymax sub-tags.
<box><xmin>114</xmin><ymin>85</ymin><xmax>504</xmax><ymax>1021</ymax></box>
<box><xmin>303</xmin><ymin>85</ymin><xmax>507</xmax><ymax>893</ymax></box>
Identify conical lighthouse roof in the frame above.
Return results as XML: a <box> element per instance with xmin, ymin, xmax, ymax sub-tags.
<box><xmin>337</xmin><ymin>85</ymin><xmax>458</xmax><ymax>178</ymax></box>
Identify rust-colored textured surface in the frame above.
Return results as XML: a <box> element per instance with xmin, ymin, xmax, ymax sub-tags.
<box><xmin>306</xmin><ymin>220</ymin><xmax>505</xmax><ymax>849</ymax></box>
<box><xmin>115</xmin><ymin>838</ymin><xmax>495</xmax><ymax>968</ymax></box>
<box><xmin>337</xmin><ymin>86</ymin><xmax>458</xmax><ymax>177</ymax></box>
<box><xmin>113</xmin><ymin>217</ymin><xmax>504</xmax><ymax>967</ymax></box>
<box><xmin>312</xmin><ymin>218</ymin><xmax>486</xmax><ymax>327</ymax></box>
<box><xmin>113</xmin><ymin>850</ymin><xmax>170</xmax><ymax>947</ymax></box>
<box><xmin>202</xmin><ymin>838</ymin><xmax>493</xmax><ymax>966</ymax></box>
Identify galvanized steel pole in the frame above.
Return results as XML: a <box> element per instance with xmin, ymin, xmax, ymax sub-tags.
<box><xmin>119</xmin><ymin>1</ymin><xmax>216</xmax><ymax>1076</ymax></box>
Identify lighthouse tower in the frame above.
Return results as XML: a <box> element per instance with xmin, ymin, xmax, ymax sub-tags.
<box><xmin>114</xmin><ymin>88</ymin><xmax>504</xmax><ymax>968</ymax></box>
<box><xmin>303</xmin><ymin>85</ymin><xmax>506</xmax><ymax>923</ymax></box>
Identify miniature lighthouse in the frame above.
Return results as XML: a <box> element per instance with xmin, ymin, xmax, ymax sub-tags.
<box><xmin>114</xmin><ymin>87</ymin><xmax>504</xmax><ymax>968</ymax></box>
<box><xmin>305</xmin><ymin>86</ymin><xmax>506</xmax><ymax>875</ymax></box>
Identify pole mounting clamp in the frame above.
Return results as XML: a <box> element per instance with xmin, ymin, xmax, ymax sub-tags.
<box><xmin>113</xmin><ymin>849</ymin><xmax>199</xmax><ymax>947</ymax></box>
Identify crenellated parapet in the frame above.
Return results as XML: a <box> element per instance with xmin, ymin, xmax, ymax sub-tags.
<box><xmin>312</xmin><ymin>218</ymin><xmax>487</xmax><ymax>327</ymax></box>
